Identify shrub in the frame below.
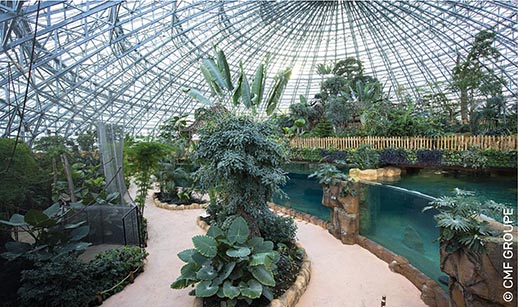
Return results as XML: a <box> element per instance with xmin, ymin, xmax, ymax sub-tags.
<box><xmin>290</xmin><ymin>147</ymin><xmax>322</xmax><ymax>161</ymax></box>
<box><xmin>89</xmin><ymin>246</ymin><xmax>148</xmax><ymax>294</ymax></box>
<box><xmin>379</xmin><ymin>148</ymin><xmax>409</xmax><ymax>165</ymax></box>
<box><xmin>195</xmin><ymin>114</ymin><xmax>295</xmax><ymax>242</ymax></box>
<box><xmin>416</xmin><ymin>149</ymin><xmax>443</xmax><ymax>166</ymax></box>
<box><xmin>319</xmin><ymin>149</ymin><xmax>348</xmax><ymax>163</ymax></box>
<box><xmin>442</xmin><ymin>150</ymin><xmax>463</xmax><ymax>166</ymax></box>
<box><xmin>312</xmin><ymin>119</ymin><xmax>334</xmax><ymax>137</ymax></box>
<box><xmin>483</xmin><ymin>149</ymin><xmax>517</xmax><ymax>168</ymax></box>
<box><xmin>18</xmin><ymin>256</ymin><xmax>97</xmax><ymax>307</ymax></box>
<box><xmin>461</xmin><ymin>146</ymin><xmax>488</xmax><ymax>169</ymax></box>
<box><xmin>171</xmin><ymin>217</ymin><xmax>279</xmax><ymax>306</ymax></box>
<box><xmin>423</xmin><ymin>189</ymin><xmax>507</xmax><ymax>254</ymax></box>
<box><xmin>257</xmin><ymin>214</ymin><xmax>297</xmax><ymax>245</ymax></box>
<box><xmin>272</xmin><ymin>243</ymin><xmax>304</xmax><ymax>298</ymax></box>
<box><xmin>348</xmin><ymin>144</ymin><xmax>379</xmax><ymax>169</ymax></box>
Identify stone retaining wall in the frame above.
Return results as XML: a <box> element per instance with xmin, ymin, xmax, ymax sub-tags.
<box><xmin>195</xmin><ymin>217</ymin><xmax>311</xmax><ymax>307</ymax></box>
<box><xmin>153</xmin><ymin>193</ymin><xmax>208</xmax><ymax>210</ymax></box>
<box><xmin>267</xmin><ymin>202</ymin><xmax>329</xmax><ymax>230</ymax></box>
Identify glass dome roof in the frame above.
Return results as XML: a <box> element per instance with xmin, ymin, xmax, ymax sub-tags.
<box><xmin>1</xmin><ymin>0</ymin><xmax>516</xmax><ymax>140</ymax></box>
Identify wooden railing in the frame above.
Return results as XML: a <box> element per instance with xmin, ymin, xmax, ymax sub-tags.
<box><xmin>289</xmin><ymin>135</ymin><xmax>518</xmax><ymax>151</ymax></box>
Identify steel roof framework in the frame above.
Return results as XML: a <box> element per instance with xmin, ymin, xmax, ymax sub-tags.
<box><xmin>0</xmin><ymin>0</ymin><xmax>516</xmax><ymax>142</ymax></box>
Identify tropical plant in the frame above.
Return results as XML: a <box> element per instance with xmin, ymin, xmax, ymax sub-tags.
<box><xmin>156</xmin><ymin>158</ymin><xmax>192</xmax><ymax>203</ymax></box>
<box><xmin>309</xmin><ymin>164</ymin><xmax>356</xmax><ymax>196</ymax></box>
<box><xmin>76</xmin><ymin>130</ymin><xmax>97</xmax><ymax>152</ymax></box>
<box><xmin>184</xmin><ymin>47</ymin><xmax>291</xmax><ymax>116</ymax></box>
<box><xmin>423</xmin><ymin>189</ymin><xmax>507</xmax><ymax>253</ymax></box>
<box><xmin>348</xmin><ymin>144</ymin><xmax>380</xmax><ymax>170</ymax></box>
<box><xmin>171</xmin><ymin>217</ymin><xmax>279</xmax><ymax>306</ymax></box>
<box><xmin>0</xmin><ymin>139</ymin><xmax>43</xmax><ymax>217</ymax></box>
<box><xmin>89</xmin><ymin>246</ymin><xmax>148</xmax><ymax>294</ymax></box>
<box><xmin>18</xmin><ymin>255</ymin><xmax>97</xmax><ymax>307</ymax></box>
<box><xmin>194</xmin><ymin>114</ymin><xmax>295</xmax><ymax>242</ymax></box>
<box><xmin>461</xmin><ymin>146</ymin><xmax>488</xmax><ymax>169</ymax></box>
<box><xmin>308</xmin><ymin>164</ymin><xmax>349</xmax><ymax>186</ymax></box>
<box><xmin>0</xmin><ymin>202</ymin><xmax>90</xmax><ymax>262</ymax></box>
<box><xmin>379</xmin><ymin>148</ymin><xmax>409</xmax><ymax>165</ymax></box>
<box><xmin>312</xmin><ymin>119</ymin><xmax>334</xmax><ymax>137</ymax></box>
<box><xmin>125</xmin><ymin>141</ymin><xmax>169</xmax><ymax>213</ymax></box>
<box><xmin>451</xmin><ymin>30</ymin><xmax>506</xmax><ymax>131</ymax></box>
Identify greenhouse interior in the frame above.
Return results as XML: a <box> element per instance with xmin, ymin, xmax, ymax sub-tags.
<box><xmin>0</xmin><ymin>1</ymin><xmax>517</xmax><ymax>306</ymax></box>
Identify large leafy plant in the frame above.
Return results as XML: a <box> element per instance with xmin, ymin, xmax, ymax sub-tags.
<box><xmin>171</xmin><ymin>217</ymin><xmax>279</xmax><ymax>306</ymax></box>
<box><xmin>195</xmin><ymin>114</ymin><xmax>295</xmax><ymax>242</ymax></box>
<box><xmin>348</xmin><ymin>144</ymin><xmax>380</xmax><ymax>169</ymax></box>
<box><xmin>184</xmin><ymin>47</ymin><xmax>291</xmax><ymax>116</ymax></box>
<box><xmin>423</xmin><ymin>189</ymin><xmax>507</xmax><ymax>254</ymax></box>
<box><xmin>0</xmin><ymin>203</ymin><xmax>90</xmax><ymax>261</ymax></box>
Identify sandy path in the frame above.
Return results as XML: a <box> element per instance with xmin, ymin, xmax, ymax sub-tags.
<box><xmin>102</xmin><ymin>190</ymin><xmax>202</xmax><ymax>307</ymax></box>
<box><xmin>295</xmin><ymin>221</ymin><xmax>426</xmax><ymax>307</ymax></box>
<box><xmin>104</xmin><ymin>191</ymin><xmax>425</xmax><ymax>307</ymax></box>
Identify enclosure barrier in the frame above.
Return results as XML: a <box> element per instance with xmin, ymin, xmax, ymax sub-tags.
<box><xmin>290</xmin><ymin>135</ymin><xmax>518</xmax><ymax>151</ymax></box>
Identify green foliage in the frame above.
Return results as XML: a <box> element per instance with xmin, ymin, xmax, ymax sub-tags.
<box><xmin>18</xmin><ymin>255</ymin><xmax>97</xmax><ymax>307</ymax></box>
<box><xmin>308</xmin><ymin>164</ymin><xmax>349</xmax><ymax>186</ymax></box>
<box><xmin>194</xmin><ymin>114</ymin><xmax>295</xmax><ymax>242</ymax></box>
<box><xmin>289</xmin><ymin>147</ymin><xmax>322</xmax><ymax>161</ymax></box>
<box><xmin>451</xmin><ymin>30</ymin><xmax>506</xmax><ymax>131</ymax></box>
<box><xmin>89</xmin><ymin>246</ymin><xmax>148</xmax><ymax>294</ymax></box>
<box><xmin>461</xmin><ymin>146</ymin><xmax>488</xmax><ymax>169</ymax></box>
<box><xmin>271</xmin><ymin>243</ymin><xmax>304</xmax><ymax>298</ymax></box>
<box><xmin>76</xmin><ymin>131</ymin><xmax>97</xmax><ymax>152</ymax></box>
<box><xmin>423</xmin><ymin>189</ymin><xmax>507</xmax><ymax>254</ymax></box>
<box><xmin>171</xmin><ymin>217</ymin><xmax>279</xmax><ymax>305</ymax></box>
<box><xmin>158</xmin><ymin>114</ymin><xmax>190</xmax><ymax>146</ymax></box>
<box><xmin>33</xmin><ymin>135</ymin><xmax>75</xmax><ymax>157</ymax></box>
<box><xmin>186</xmin><ymin>47</ymin><xmax>291</xmax><ymax>116</ymax></box>
<box><xmin>482</xmin><ymin>149</ymin><xmax>517</xmax><ymax>168</ymax></box>
<box><xmin>348</xmin><ymin>145</ymin><xmax>380</xmax><ymax>169</ymax></box>
<box><xmin>0</xmin><ymin>203</ymin><xmax>91</xmax><ymax>261</ymax></box>
<box><xmin>309</xmin><ymin>164</ymin><xmax>356</xmax><ymax>197</ymax></box>
<box><xmin>17</xmin><ymin>245</ymin><xmax>147</xmax><ymax>307</ymax></box>
<box><xmin>332</xmin><ymin>57</ymin><xmax>364</xmax><ymax>80</ymax></box>
<box><xmin>125</xmin><ymin>141</ymin><xmax>170</xmax><ymax>210</ymax></box>
<box><xmin>257</xmin><ymin>214</ymin><xmax>297</xmax><ymax>245</ymax></box>
<box><xmin>312</xmin><ymin>119</ymin><xmax>334</xmax><ymax>137</ymax></box>
<box><xmin>361</xmin><ymin>102</ymin><xmax>449</xmax><ymax>137</ymax></box>
<box><xmin>0</xmin><ymin>139</ymin><xmax>43</xmax><ymax>217</ymax></box>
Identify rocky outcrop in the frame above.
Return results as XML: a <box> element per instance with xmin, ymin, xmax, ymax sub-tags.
<box><xmin>441</xmin><ymin>240</ymin><xmax>518</xmax><ymax>307</ymax></box>
<box><xmin>322</xmin><ymin>182</ymin><xmax>360</xmax><ymax>245</ymax></box>
<box><xmin>349</xmin><ymin>166</ymin><xmax>402</xmax><ymax>181</ymax></box>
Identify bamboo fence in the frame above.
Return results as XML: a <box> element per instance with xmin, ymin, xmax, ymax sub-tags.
<box><xmin>289</xmin><ymin>135</ymin><xmax>518</xmax><ymax>151</ymax></box>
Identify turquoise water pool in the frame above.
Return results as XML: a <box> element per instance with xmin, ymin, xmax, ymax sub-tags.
<box><xmin>276</xmin><ymin>167</ymin><xmax>516</xmax><ymax>286</ymax></box>
<box><xmin>273</xmin><ymin>173</ymin><xmax>329</xmax><ymax>221</ymax></box>
<box><xmin>359</xmin><ymin>183</ymin><xmax>443</xmax><ymax>284</ymax></box>
<box><xmin>381</xmin><ymin>171</ymin><xmax>517</xmax><ymax>206</ymax></box>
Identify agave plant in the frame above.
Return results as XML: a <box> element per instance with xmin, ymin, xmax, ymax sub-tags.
<box><xmin>423</xmin><ymin>188</ymin><xmax>508</xmax><ymax>253</ymax></box>
<box><xmin>183</xmin><ymin>47</ymin><xmax>292</xmax><ymax>116</ymax></box>
<box><xmin>171</xmin><ymin>216</ymin><xmax>279</xmax><ymax>306</ymax></box>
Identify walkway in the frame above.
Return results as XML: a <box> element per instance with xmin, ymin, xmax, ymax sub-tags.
<box><xmin>104</xmin><ymin>191</ymin><xmax>425</xmax><ymax>307</ymax></box>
